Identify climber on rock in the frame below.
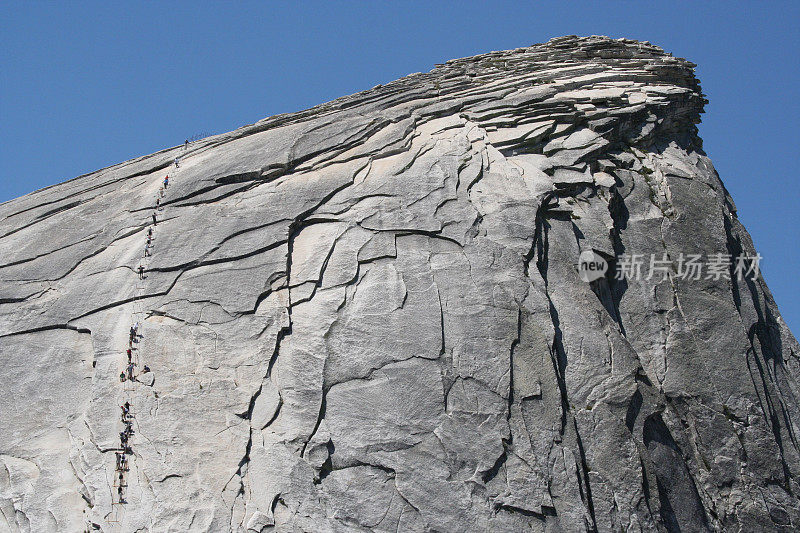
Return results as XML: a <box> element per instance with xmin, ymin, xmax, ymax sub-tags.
<box><xmin>142</xmin><ymin>365</ymin><xmax>151</xmax><ymax>373</ymax></box>
<box><xmin>152</xmin><ymin>213</ymin><xmax>157</xmax><ymax>226</ymax></box>
<box><xmin>163</xmin><ymin>175</ymin><xmax>169</xmax><ymax>188</ymax></box>
<box><xmin>116</xmin><ymin>452</ymin><xmax>128</xmax><ymax>471</ymax></box>
<box><xmin>137</xmin><ymin>265</ymin><xmax>145</xmax><ymax>279</ymax></box>
<box><xmin>120</xmin><ymin>372</ymin><xmax>126</xmax><ymax>383</ymax></box>
<box><xmin>127</xmin><ymin>363</ymin><xmax>135</xmax><ymax>381</ymax></box>
<box><xmin>126</xmin><ymin>348</ymin><xmax>132</xmax><ymax>363</ymax></box>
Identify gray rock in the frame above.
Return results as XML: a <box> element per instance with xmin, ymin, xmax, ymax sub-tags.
<box><xmin>0</xmin><ymin>35</ymin><xmax>798</xmax><ymax>532</ymax></box>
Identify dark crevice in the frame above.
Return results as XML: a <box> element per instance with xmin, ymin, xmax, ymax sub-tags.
<box><xmin>301</xmin><ymin>393</ymin><xmax>327</xmax><ymax>458</ymax></box>
<box><xmin>572</xmin><ymin>419</ymin><xmax>598</xmax><ymax>531</ymax></box>
<box><xmin>315</xmin><ymin>441</ymin><xmax>335</xmax><ymax>483</ymax></box>
<box><xmin>625</xmin><ymin>389</ymin><xmax>644</xmax><ymax>433</ymax></box>
<box><xmin>508</xmin><ymin>309</ymin><xmax>521</xmax><ymax>420</ymax></box>
<box><xmin>148</xmin><ymin>238</ymin><xmax>288</xmax><ymax>275</ymax></box>
<box><xmin>0</xmin><ymin>323</ymin><xmax>91</xmax><ymax>339</ymax></box>
<box><xmin>165</xmin><ymin>182</ymin><xmax>259</xmax><ymax>209</ymax></box>
<box><xmin>392</xmin><ymin>229</ymin><xmax>463</xmax><ymax>249</ymax></box>
<box><xmin>605</xmin><ymin>186</ymin><xmax>629</xmax><ymax>335</ymax></box>
<box><xmin>481</xmin><ymin>440</ymin><xmax>509</xmax><ymax>484</ymax></box>
<box><xmin>496</xmin><ymin>503</ymin><xmax>548</xmax><ymax>521</ymax></box>
<box><xmin>643</xmin><ymin>413</ymin><xmax>709</xmax><ymax>532</ymax></box>
<box><xmin>530</xmin><ymin>195</ymin><xmax>599</xmax><ymax>532</ymax></box>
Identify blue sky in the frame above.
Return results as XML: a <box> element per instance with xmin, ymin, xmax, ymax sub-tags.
<box><xmin>1</xmin><ymin>1</ymin><xmax>798</xmax><ymax>332</ymax></box>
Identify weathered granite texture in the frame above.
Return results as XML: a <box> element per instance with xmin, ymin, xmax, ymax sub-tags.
<box><xmin>0</xmin><ymin>35</ymin><xmax>798</xmax><ymax>532</ymax></box>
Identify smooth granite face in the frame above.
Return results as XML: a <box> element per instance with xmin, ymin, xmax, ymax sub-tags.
<box><xmin>0</xmin><ymin>35</ymin><xmax>798</xmax><ymax>532</ymax></box>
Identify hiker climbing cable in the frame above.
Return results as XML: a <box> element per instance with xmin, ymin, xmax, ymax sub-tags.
<box><xmin>174</xmin><ymin>157</ymin><xmax>180</xmax><ymax>168</ymax></box>
<box><xmin>185</xmin><ymin>139</ymin><xmax>189</xmax><ymax>150</ymax></box>
<box><xmin>163</xmin><ymin>175</ymin><xmax>169</xmax><ymax>188</ymax></box>
<box><xmin>142</xmin><ymin>365</ymin><xmax>151</xmax><ymax>373</ymax></box>
<box><xmin>126</xmin><ymin>348</ymin><xmax>132</xmax><ymax>363</ymax></box>
<box><xmin>152</xmin><ymin>212</ymin><xmax>157</xmax><ymax>226</ymax></box>
<box><xmin>137</xmin><ymin>265</ymin><xmax>145</xmax><ymax>279</ymax></box>
<box><xmin>115</xmin><ymin>452</ymin><xmax>127</xmax><ymax>471</ymax></box>
<box><xmin>132</xmin><ymin>323</ymin><xmax>140</xmax><ymax>344</ymax></box>
<box><xmin>120</xmin><ymin>372</ymin><xmax>126</xmax><ymax>383</ymax></box>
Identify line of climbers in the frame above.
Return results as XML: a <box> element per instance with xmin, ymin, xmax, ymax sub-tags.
<box><xmin>113</xmin><ymin>172</ymin><xmax>171</xmax><ymax>507</ymax></box>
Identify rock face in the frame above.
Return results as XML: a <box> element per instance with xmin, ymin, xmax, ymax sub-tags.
<box><xmin>0</xmin><ymin>35</ymin><xmax>798</xmax><ymax>532</ymax></box>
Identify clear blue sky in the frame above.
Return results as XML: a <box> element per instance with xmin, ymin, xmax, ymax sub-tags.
<box><xmin>1</xmin><ymin>1</ymin><xmax>798</xmax><ymax>333</ymax></box>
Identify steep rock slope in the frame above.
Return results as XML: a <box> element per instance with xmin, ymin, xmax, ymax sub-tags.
<box><xmin>0</xmin><ymin>35</ymin><xmax>798</xmax><ymax>532</ymax></box>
